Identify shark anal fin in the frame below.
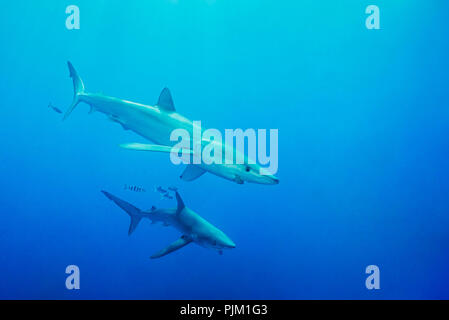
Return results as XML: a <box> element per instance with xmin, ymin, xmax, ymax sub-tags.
<box><xmin>156</xmin><ymin>87</ymin><xmax>175</xmax><ymax>111</ymax></box>
<box><xmin>180</xmin><ymin>165</ymin><xmax>206</xmax><ymax>182</ymax></box>
<box><xmin>150</xmin><ymin>236</ymin><xmax>192</xmax><ymax>259</ymax></box>
<box><xmin>108</xmin><ymin>115</ymin><xmax>129</xmax><ymax>130</ymax></box>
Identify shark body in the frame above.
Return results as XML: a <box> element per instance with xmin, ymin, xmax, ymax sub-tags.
<box><xmin>101</xmin><ymin>190</ymin><xmax>235</xmax><ymax>258</ymax></box>
<box><xmin>64</xmin><ymin>62</ymin><xmax>278</xmax><ymax>185</ymax></box>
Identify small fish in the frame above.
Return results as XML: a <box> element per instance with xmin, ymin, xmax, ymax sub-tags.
<box><xmin>155</xmin><ymin>186</ymin><xmax>168</xmax><ymax>194</ymax></box>
<box><xmin>48</xmin><ymin>103</ymin><xmax>63</xmax><ymax>114</ymax></box>
<box><xmin>124</xmin><ymin>184</ymin><xmax>146</xmax><ymax>192</ymax></box>
<box><xmin>168</xmin><ymin>186</ymin><xmax>178</xmax><ymax>192</ymax></box>
<box><xmin>161</xmin><ymin>193</ymin><xmax>173</xmax><ymax>200</ymax></box>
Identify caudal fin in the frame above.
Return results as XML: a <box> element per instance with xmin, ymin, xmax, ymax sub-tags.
<box><xmin>101</xmin><ymin>190</ymin><xmax>143</xmax><ymax>235</ymax></box>
<box><xmin>63</xmin><ymin>61</ymin><xmax>85</xmax><ymax>121</ymax></box>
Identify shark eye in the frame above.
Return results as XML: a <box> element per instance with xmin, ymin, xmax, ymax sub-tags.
<box><xmin>245</xmin><ymin>166</ymin><xmax>251</xmax><ymax>172</ymax></box>
<box><xmin>213</xmin><ymin>240</ymin><xmax>217</xmax><ymax>246</ymax></box>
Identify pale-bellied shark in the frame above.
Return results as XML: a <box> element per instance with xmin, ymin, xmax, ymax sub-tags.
<box><xmin>101</xmin><ymin>190</ymin><xmax>236</xmax><ymax>258</ymax></box>
<box><xmin>63</xmin><ymin>62</ymin><xmax>279</xmax><ymax>185</ymax></box>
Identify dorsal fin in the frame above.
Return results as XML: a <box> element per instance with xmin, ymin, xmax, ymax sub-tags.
<box><xmin>156</xmin><ymin>87</ymin><xmax>175</xmax><ymax>111</ymax></box>
<box><xmin>175</xmin><ymin>192</ymin><xmax>185</xmax><ymax>215</ymax></box>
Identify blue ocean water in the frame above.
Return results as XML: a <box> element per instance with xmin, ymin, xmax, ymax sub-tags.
<box><xmin>1</xmin><ymin>0</ymin><xmax>449</xmax><ymax>299</ymax></box>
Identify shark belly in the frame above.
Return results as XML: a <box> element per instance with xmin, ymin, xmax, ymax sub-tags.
<box><xmin>175</xmin><ymin>209</ymin><xmax>218</xmax><ymax>248</ymax></box>
<box><xmin>198</xmin><ymin>163</ymin><xmax>240</xmax><ymax>182</ymax></box>
<box><xmin>83</xmin><ymin>94</ymin><xmax>192</xmax><ymax>146</ymax></box>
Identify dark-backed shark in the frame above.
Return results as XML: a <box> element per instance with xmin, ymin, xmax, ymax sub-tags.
<box><xmin>63</xmin><ymin>62</ymin><xmax>278</xmax><ymax>185</ymax></box>
<box><xmin>101</xmin><ymin>190</ymin><xmax>235</xmax><ymax>258</ymax></box>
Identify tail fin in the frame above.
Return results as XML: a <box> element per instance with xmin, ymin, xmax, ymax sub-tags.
<box><xmin>101</xmin><ymin>190</ymin><xmax>143</xmax><ymax>235</ymax></box>
<box><xmin>63</xmin><ymin>61</ymin><xmax>85</xmax><ymax>121</ymax></box>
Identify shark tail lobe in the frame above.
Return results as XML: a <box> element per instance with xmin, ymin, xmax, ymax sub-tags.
<box><xmin>101</xmin><ymin>190</ymin><xmax>143</xmax><ymax>236</ymax></box>
<box><xmin>63</xmin><ymin>61</ymin><xmax>85</xmax><ymax>121</ymax></box>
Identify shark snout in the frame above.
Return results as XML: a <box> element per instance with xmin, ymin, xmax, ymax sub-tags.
<box><xmin>223</xmin><ymin>236</ymin><xmax>236</xmax><ymax>248</ymax></box>
<box><xmin>256</xmin><ymin>167</ymin><xmax>279</xmax><ymax>185</ymax></box>
<box><xmin>269</xmin><ymin>176</ymin><xmax>279</xmax><ymax>184</ymax></box>
<box><xmin>219</xmin><ymin>235</ymin><xmax>236</xmax><ymax>249</ymax></box>
<box><xmin>226</xmin><ymin>240</ymin><xmax>236</xmax><ymax>248</ymax></box>
<box><xmin>262</xmin><ymin>174</ymin><xmax>279</xmax><ymax>185</ymax></box>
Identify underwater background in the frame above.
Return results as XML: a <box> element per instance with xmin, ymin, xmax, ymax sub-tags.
<box><xmin>1</xmin><ymin>0</ymin><xmax>449</xmax><ymax>299</ymax></box>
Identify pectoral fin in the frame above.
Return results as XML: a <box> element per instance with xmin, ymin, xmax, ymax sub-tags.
<box><xmin>150</xmin><ymin>236</ymin><xmax>192</xmax><ymax>259</ymax></box>
<box><xmin>180</xmin><ymin>165</ymin><xmax>206</xmax><ymax>181</ymax></box>
<box><xmin>120</xmin><ymin>143</ymin><xmax>194</xmax><ymax>155</ymax></box>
